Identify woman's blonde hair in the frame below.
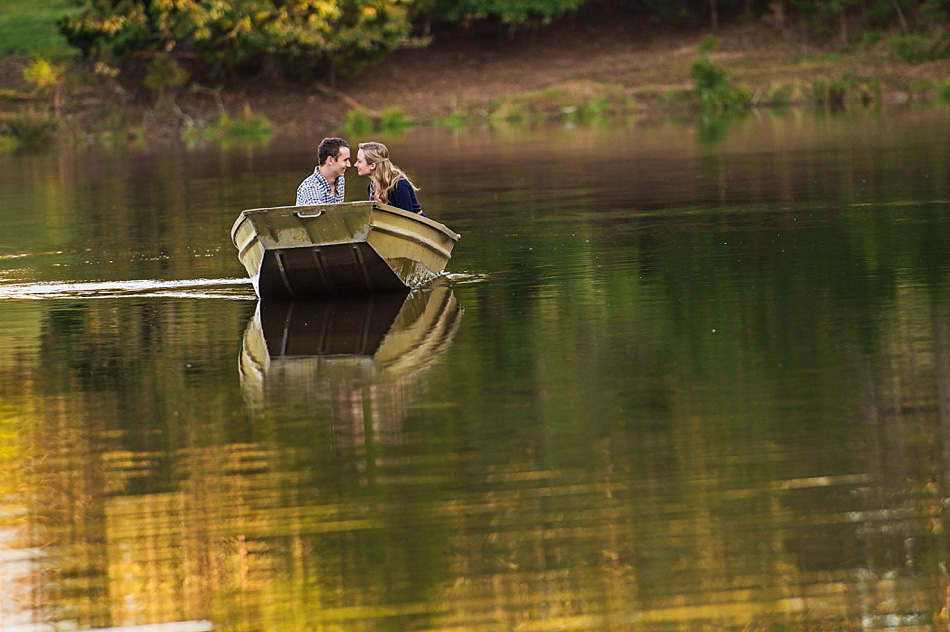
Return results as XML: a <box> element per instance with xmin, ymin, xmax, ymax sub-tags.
<box><xmin>359</xmin><ymin>142</ymin><xmax>418</xmax><ymax>205</ymax></box>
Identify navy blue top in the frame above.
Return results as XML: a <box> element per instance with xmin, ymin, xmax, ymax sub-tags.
<box><xmin>370</xmin><ymin>178</ymin><xmax>423</xmax><ymax>215</ymax></box>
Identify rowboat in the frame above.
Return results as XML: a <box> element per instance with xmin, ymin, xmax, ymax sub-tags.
<box><xmin>239</xmin><ymin>282</ymin><xmax>462</xmax><ymax>410</ymax></box>
<box><xmin>231</xmin><ymin>201</ymin><xmax>460</xmax><ymax>298</ymax></box>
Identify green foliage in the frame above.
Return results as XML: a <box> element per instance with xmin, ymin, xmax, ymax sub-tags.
<box><xmin>344</xmin><ymin>106</ymin><xmax>414</xmax><ymax>134</ymax></box>
<box><xmin>143</xmin><ymin>54</ymin><xmax>189</xmax><ymax>107</ymax></box>
<box><xmin>183</xmin><ymin>110</ymin><xmax>273</xmax><ymax>145</ymax></box>
<box><xmin>890</xmin><ymin>33</ymin><xmax>933</xmax><ymax>61</ymax></box>
<box><xmin>0</xmin><ymin>0</ymin><xmax>79</xmax><ymax>55</ymax></box>
<box><xmin>696</xmin><ymin>112</ymin><xmax>735</xmax><ymax>144</ymax></box>
<box><xmin>888</xmin><ymin>31</ymin><xmax>950</xmax><ymax>62</ymax></box>
<box><xmin>0</xmin><ymin>113</ymin><xmax>58</xmax><ymax>149</ymax></box>
<box><xmin>696</xmin><ymin>34</ymin><xmax>722</xmax><ymax>55</ymax></box>
<box><xmin>0</xmin><ymin>133</ymin><xmax>19</xmax><ymax>153</ymax></box>
<box><xmin>689</xmin><ymin>57</ymin><xmax>749</xmax><ymax>112</ymax></box>
<box><xmin>660</xmin><ymin>89</ymin><xmax>688</xmax><ymax>106</ymax></box>
<box><xmin>60</xmin><ymin>0</ymin><xmax>417</xmax><ymax>79</ymax></box>
<box><xmin>438</xmin><ymin>110</ymin><xmax>468</xmax><ymax>129</ymax></box>
<box><xmin>811</xmin><ymin>74</ymin><xmax>880</xmax><ymax>106</ymax></box>
<box><xmin>578</xmin><ymin>95</ymin><xmax>610</xmax><ymax>121</ymax></box>
<box><xmin>920</xmin><ymin>0</ymin><xmax>950</xmax><ymax>27</ymax></box>
<box><xmin>345</xmin><ymin>108</ymin><xmax>375</xmax><ymax>135</ymax></box>
<box><xmin>689</xmin><ymin>34</ymin><xmax>751</xmax><ymax>113</ymax></box>
<box><xmin>908</xmin><ymin>77</ymin><xmax>935</xmax><ymax>92</ymax></box>
<box><xmin>861</xmin><ymin>30</ymin><xmax>884</xmax><ymax>48</ymax></box>
<box><xmin>90</xmin><ymin>107</ymin><xmax>145</xmax><ymax>146</ymax></box>
<box><xmin>488</xmin><ymin>81</ymin><xmax>632</xmax><ymax>126</ymax></box>
<box><xmin>22</xmin><ymin>58</ymin><xmax>64</xmax><ymax>91</ymax></box>
<box><xmin>379</xmin><ymin>106</ymin><xmax>411</xmax><ymax>131</ymax></box>
<box><xmin>425</xmin><ymin>0</ymin><xmax>586</xmax><ymax>25</ymax></box>
<box><xmin>937</xmin><ymin>80</ymin><xmax>950</xmax><ymax>105</ymax></box>
<box><xmin>21</xmin><ymin>57</ymin><xmax>68</xmax><ymax>116</ymax></box>
<box><xmin>765</xmin><ymin>82</ymin><xmax>794</xmax><ymax>107</ymax></box>
<box><xmin>827</xmin><ymin>77</ymin><xmax>849</xmax><ymax>104</ymax></box>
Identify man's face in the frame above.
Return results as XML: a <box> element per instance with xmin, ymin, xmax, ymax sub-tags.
<box><xmin>325</xmin><ymin>146</ymin><xmax>351</xmax><ymax>180</ymax></box>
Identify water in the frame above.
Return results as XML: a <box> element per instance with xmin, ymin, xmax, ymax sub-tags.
<box><xmin>1</xmin><ymin>109</ymin><xmax>950</xmax><ymax>631</ymax></box>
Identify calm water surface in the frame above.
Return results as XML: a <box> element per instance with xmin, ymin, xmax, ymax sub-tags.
<box><xmin>2</xmin><ymin>110</ymin><xmax>950</xmax><ymax>631</ymax></box>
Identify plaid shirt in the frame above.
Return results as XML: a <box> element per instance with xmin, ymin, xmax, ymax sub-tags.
<box><xmin>296</xmin><ymin>168</ymin><xmax>345</xmax><ymax>205</ymax></box>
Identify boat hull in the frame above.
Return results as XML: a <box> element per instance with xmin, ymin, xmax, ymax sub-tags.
<box><xmin>231</xmin><ymin>202</ymin><xmax>459</xmax><ymax>298</ymax></box>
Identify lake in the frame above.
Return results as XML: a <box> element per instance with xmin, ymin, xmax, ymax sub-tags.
<box><xmin>1</xmin><ymin>108</ymin><xmax>950</xmax><ymax>631</ymax></box>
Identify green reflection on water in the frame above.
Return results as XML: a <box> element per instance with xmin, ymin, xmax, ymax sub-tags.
<box><xmin>1</xmin><ymin>111</ymin><xmax>950</xmax><ymax>631</ymax></box>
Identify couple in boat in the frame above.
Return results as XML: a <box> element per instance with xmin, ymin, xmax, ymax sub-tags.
<box><xmin>295</xmin><ymin>137</ymin><xmax>423</xmax><ymax>216</ymax></box>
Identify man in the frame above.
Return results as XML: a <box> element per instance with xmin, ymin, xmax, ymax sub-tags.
<box><xmin>296</xmin><ymin>137</ymin><xmax>351</xmax><ymax>205</ymax></box>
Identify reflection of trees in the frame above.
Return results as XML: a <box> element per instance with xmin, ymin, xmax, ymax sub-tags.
<box><xmin>3</xmin><ymin>252</ymin><xmax>950</xmax><ymax>630</ymax></box>
<box><xmin>423</xmin><ymin>275</ymin><xmax>950</xmax><ymax>629</ymax></box>
<box><xmin>1</xmin><ymin>288</ymin><xmax>467</xmax><ymax>630</ymax></box>
<box><xmin>1</xmin><ymin>298</ymin><xmax>256</xmax><ymax>629</ymax></box>
<box><xmin>4</xmin><ymin>117</ymin><xmax>950</xmax><ymax>629</ymax></box>
<box><xmin>0</xmin><ymin>145</ymin><xmax>290</xmax><ymax>287</ymax></box>
<box><xmin>421</xmin><ymin>182</ymin><xmax>950</xmax><ymax>627</ymax></box>
<box><xmin>1</xmin><ymin>286</ymin><xmax>947</xmax><ymax>630</ymax></box>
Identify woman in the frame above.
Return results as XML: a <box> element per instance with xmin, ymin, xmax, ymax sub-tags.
<box><xmin>354</xmin><ymin>142</ymin><xmax>424</xmax><ymax>216</ymax></box>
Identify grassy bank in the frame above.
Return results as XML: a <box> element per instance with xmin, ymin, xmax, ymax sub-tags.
<box><xmin>0</xmin><ymin>0</ymin><xmax>77</xmax><ymax>56</ymax></box>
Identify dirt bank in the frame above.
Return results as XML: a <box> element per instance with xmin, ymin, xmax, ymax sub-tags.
<box><xmin>3</xmin><ymin>14</ymin><xmax>949</xmax><ymax>143</ymax></box>
<box><xmin>242</xmin><ymin>16</ymin><xmax>949</xmax><ymax>136</ymax></box>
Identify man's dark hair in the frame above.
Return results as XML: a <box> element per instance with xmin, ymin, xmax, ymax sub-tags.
<box><xmin>318</xmin><ymin>137</ymin><xmax>349</xmax><ymax>165</ymax></box>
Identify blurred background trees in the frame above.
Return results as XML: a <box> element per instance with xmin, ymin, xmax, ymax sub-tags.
<box><xmin>50</xmin><ymin>0</ymin><xmax>950</xmax><ymax>83</ymax></box>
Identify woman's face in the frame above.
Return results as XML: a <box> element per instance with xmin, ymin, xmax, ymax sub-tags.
<box><xmin>355</xmin><ymin>149</ymin><xmax>374</xmax><ymax>177</ymax></box>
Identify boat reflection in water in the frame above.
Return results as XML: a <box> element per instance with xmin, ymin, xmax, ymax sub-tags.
<box><xmin>240</xmin><ymin>282</ymin><xmax>462</xmax><ymax>450</ymax></box>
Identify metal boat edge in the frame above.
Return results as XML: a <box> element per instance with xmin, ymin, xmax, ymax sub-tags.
<box><xmin>230</xmin><ymin>201</ymin><xmax>460</xmax><ymax>298</ymax></box>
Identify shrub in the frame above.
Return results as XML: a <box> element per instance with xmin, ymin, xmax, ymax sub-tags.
<box><xmin>690</xmin><ymin>58</ymin><xmax>749</xmax><ymax>112</ymax></box>
<box><xmin>889</xmin><ymin>34</ymin><xmax>927</xmax><ymax>62</ymax></box>
<box><xmin>861</xmin><ymin>31</ymin><xmax>884</xmax><ymax>48</ymax></box>
<box><xmin>938</xmin><ymin>80</ymin><xmax>950</xmax><ymax>106</ymax></box>
<box><xmin>766</xmin><ymin>83</ymin><xmax>793</xmax><ymax>107</ymax></box>
<box><xmin>438</xmin><ymin>111</ymin><xmax>468</xmax><ymax>129</ymax></box>
<box><xmin>143</xmin><ymin>54</ymin><xmax>189</xmax><ymax>106</ymax></box>
<box><xmin>487</xmin><ymin>82</ymin><xmax>632</xmax><ymax>125</ymax></box>
<box><xmin>887</xmin><ymin>33</ymin><xmax>949</xmax><ymax>62</ymax></box>
<box><xmin>22</xmin><ymin>58</ymin><xmax>66</xmax><ymax>115</ymax></box>
<box><xmin>183</xmin><ymin>110</ymin><xmax>273</xmax><ymax>145</ymax></box>
<box><xmin>579</xmin><ymin>95</ymin><xmax>612</xmax><ymax>122</ymax></box>
<box><xmin>345</xmin><ymin>108</ymin><xmax>374</xmax><ymax>136</ymax></box>
<box><xmin>0</xmin><ymin>134</ymin><xmax>19</xmax><ymax>153</ymax></box>
<box><xmin>696</xmin><ymin>34</ymin><xmax>721</xmax><ymax>56</ymax></box>
<box><xmin>22</xmin><ymin>58</ymin><xmax>64</xmax><ymax>91</ymax></box>
<box><xmin>379</xmin><ymin>107</ymin><xmax>411</xmax><ymax>132</ymax></box>
<box><xmin>827</xmin><ymin>78</ymin><xmax>848</xmax><ymax>106</ymax></box>
<box><xmin>60</xmin><ymin>0</ymin><xmax>415</xmax><ymax>81</ymax></box>
<box><xmin>214</xmin><ymin>112</ymin><xmax>272</xmax><ymax>140</ymax></box>
<box><xmin>1</xmin><ymin>113</ymin><xmax>57</xmax><ymax>149</ymax></box>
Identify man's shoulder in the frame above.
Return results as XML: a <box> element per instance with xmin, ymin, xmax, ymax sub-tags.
<box><xmin>299</xmin><ymin>170</ymin><xmax>322</xmax><ymax>185</ymax></box>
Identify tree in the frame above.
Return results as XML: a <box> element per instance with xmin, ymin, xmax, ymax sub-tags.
<box><xmin>59</xmin><ymin>0</ymin><xmax>418</xmax><ymax>80</ymax></box>
<box><xmin>829</xmin><ymin>0</ymin><xmax>860</xmax><ymax>44</ymax></box>
<box><xmin>423</xmin><ymin>0</ymin><xmax>587</xmax><ymax>25</ymax></box>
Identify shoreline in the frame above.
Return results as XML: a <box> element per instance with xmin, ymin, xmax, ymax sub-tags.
<box><xmin>2</xmin><ymin>20</ymin><xmax>949</xmax><ymax>148</ymax></box>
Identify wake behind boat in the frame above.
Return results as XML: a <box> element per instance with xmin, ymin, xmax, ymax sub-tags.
<box><xmin>231</xmin><ymin>201</ymin><xmax>460</xmax><ymax>299</ymax></box>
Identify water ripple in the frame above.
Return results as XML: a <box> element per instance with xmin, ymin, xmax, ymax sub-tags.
<box><xmin>0</xmin><ymin>278</ymin><xmax>256</xmax><ymax>300</ymax></box>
